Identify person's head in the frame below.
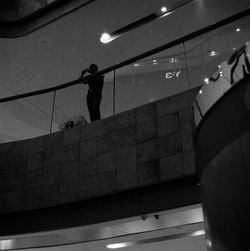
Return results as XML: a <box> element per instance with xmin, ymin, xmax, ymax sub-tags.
<box><xmin>88</xmin><ymin>64</ymin><xmax>98</xmax><ymax>73</ymax></box>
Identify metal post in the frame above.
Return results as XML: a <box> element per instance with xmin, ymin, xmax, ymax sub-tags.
<box><xmin>113</xmin><ymin>69</ymin><xmax>116</xmax><ymax>115</ymax></box>
<box><xmin>50</xmin><ymin>90</ymin><xmax>56</xmax><ymax>133</ymax></box>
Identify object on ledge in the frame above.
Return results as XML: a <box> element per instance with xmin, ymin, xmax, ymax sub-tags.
<box><xmin>58</xmin><ymin>114</ymin><xmax>87</xmax><ymax>130</ymax></box>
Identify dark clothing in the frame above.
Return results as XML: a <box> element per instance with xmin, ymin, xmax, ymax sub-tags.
<box><xmin>86</xmin><ymin>75</ymin><xmax>104</xmax><ymax>122</ymax></box>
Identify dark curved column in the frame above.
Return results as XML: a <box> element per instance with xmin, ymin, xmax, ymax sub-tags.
<box><xmin>194</xmin><ymin>76</ymin><xmax>250</xmax><ymax>250</ymax></box>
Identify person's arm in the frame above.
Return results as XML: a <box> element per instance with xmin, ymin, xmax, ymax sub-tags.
<box><xmin>79</xmin><ymin>69</ymin><xmax>87</xmax><ymax>78</ymax></box>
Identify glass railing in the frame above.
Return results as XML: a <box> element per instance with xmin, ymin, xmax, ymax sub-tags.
<box><xmin>0</xmin><ymin>9</ymin><xmax>249</xmax><ymax>143</ymax></box>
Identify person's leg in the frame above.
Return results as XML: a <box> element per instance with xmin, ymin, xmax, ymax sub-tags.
<box><xmin>91</xmin><ymin>93</ymin><xmax>102</xmax><ymax>121</ymax></box>
<box><xmin>87</xmin><ymin>92</ymin><xmax>95</xmax><ymax>122</ymax></box>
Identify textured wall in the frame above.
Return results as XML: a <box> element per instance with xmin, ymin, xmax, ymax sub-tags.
<box><xmin>0</xmin><ymin>87</ymin><xmax>199</xmax><ymax>214</ymax></box>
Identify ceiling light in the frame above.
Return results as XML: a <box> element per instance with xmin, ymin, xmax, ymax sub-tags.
<box><xmin>100</xmin><ymin>32</ymin><xmax>115</xmax><ymax>43</ymax></box>
<box><xmin>133</xmin><ymin>63</ymin><xmax>140</xmax><ymax>67</ymax></box>
<box><xmin>170</xmin><ymin>58</ymin><xmax>177</xmax><ymax>63</ymax></box>
<box><xmin>209</xmin><ymin>51</ymin><xmax>217</xmax><ymax>56</ymax></box>
<box><xmin>236</xmin><ymin>28</ymin><xmax>240</xmax><ymax>32</ymax></box>
<box><xmin>0</xmin><ymin>240</ymin><xmax>14</xmax><ymax>249</ymax></box>
<box><xmin>161</xmin><ymin>6</ymin><xmax>167</xmax><ymax>13</ymax></box>
<box><xmin>191</xmin><ymin>230</ymin><xmax>205</xmax><ymax>236</ymax></box>
<box><xmin>107</xmin><ymin>242</ymin><xmax>132</xmax><ymax>249</ymax></box>
<box><xmin>204</xmin><ymin>78</ymin><xmax>209</xmax><ymax>84</ymax></box>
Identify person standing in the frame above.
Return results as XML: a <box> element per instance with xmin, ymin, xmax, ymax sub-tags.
<box><xmin>80</xmin><ymin>64</ymin><xmax>104</xmax><ymax>122</ymax></box>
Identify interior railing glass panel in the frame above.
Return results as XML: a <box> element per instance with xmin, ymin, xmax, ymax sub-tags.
<box><xmin>0</xmin><ymin>93</ymin><xmax>54</xmax><ymax>142</ymax></box>
<box><xmin>0</xmin><ymin>12</ymin><xmax>249</xmax><ymax>142</ymax></box>
<box><xmin>115</xmin><ymin>44</ymin><xmax>189</xmax><ymax>114</ymax></box>
<box><xmin>185</xmin><ymin>15</ymin><xmax>250</xmax><ymax>89</ymax></box>
<box><xmin>51</xmin><ymin>72</ymin><xmax>114</xmax><ymax>131</ymax></box>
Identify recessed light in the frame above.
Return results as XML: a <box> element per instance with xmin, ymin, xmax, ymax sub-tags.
<box><xmin>161</xmin><ymin>6</ymin><xmax>167</xmax><ymax>13</ymax></box>
<box><xmin>170</xmin><ymin>58</ymin><xmax>177</xmax><ymax>63</ymax></box>
<box><xmin>236</xmin><ymin>28</ymin><xmax>240</xmax><ymax>32</ymax></box>
<box><xmin>191</xmin><ymin>230</ymin><xmax>205</xmax><ymax>236</ymax></box>
<box><xmin>133</xmin><ymin>63</ymin><xmax>140</xmax><ymax>67</ymax></box>
<box><xmin>100</xmin><ymin>32</ymin><xmax>114</xmax><ymax>43</ymax></box>
<box><xmin>107</xmin><ymin>242</ymin><xmax>132</xmax><ymax>249</ymax></box>
<box><xmin>209</xmin><ymin>51</ymin><xmax>217</xmax><ymax>56</ymax></box>
<box><xmin>204</xmin><ymin>78</ymin><xmax>209</xmax><ymax>84</ymax></box>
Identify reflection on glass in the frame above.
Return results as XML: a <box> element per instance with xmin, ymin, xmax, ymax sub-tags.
<box><xmin>0</xmin><ymin>93</ymin><xmax>54</xmax><ymax>143</ymax></box>
<box><xmin>115</xmin><ymin>44</ymin><xmax>188</xmax><ymax>113</ymax></box>
<box><xmin>184</xmin><ymin>16</ymin><xmax>250</xmax><ymax>88</ymax></box>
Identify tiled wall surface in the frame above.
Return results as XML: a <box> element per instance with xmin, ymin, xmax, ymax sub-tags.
<box><xmin>0</xmin><ymin>87</ymin><xmax>199</xmax><ymax>213</ymax></box>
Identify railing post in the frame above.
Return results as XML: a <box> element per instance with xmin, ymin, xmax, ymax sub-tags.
<box><xmin>50</xmin><ymin>90</ymin><xmax>56</xmax><ymax>133</ymax></box>
<box><xmin>113</xmin><ymin>69</ymin><xmax>116</xmax><ymax>115</ymax></box>
<box><xmin>183</xmin><ymin>42</ymin><xmax>190</xmax><ymax>89</ymax></box>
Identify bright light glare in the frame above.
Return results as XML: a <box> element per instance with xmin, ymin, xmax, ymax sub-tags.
<box><xmin>100</xmin><ymin>33</ymin><xmax>114</xmax><ymax>43</ymax></box>
<box><xmin>0</xmin><ymin>239</ymin><xmax>14</xmax><ymax>249</ymax></box>
<box><xmin>107</xmin><ymin>242</ymin><xmax>132</xmax><ymax>249</ymax></box>
<box><xmin>160</xmin><ymin>10</ymin><xmax>172</xmax><ymax>18</ymax></box>
<box><xmin>236</xmin><ymin>28</ymin><xmax>240</xmax><ymax>32</ymax></box>
<box><xmin>204</xmin><ymin>78</ymin><xmax>209</xmax><ymax>84</ymax></box>
<box><xmin>209</xmin><ymin>51</ymin><xmax>217</xmax><ymax>56</ymax></box>
<box><xmin>191</xmin><ymin>230</ymin><xmax>205</xmax><ymax>236</ymax></box>
<box><xmin>161</xmin><ymin>6</ymin><xmax>167</xmax><ymax>13</ymax></box>
<box><xmin>206</xmin><ymin>239</ymin><xmax>212</xmax><ymax>247</ymax></box>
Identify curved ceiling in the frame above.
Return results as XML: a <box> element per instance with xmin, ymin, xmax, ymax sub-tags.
<box><xmin>0</xmin><ymin>0</ymin><xmax>96</xmax><ymax>38</ymax></box>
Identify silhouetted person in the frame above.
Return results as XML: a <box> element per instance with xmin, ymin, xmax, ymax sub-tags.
<box><xmin>80</xmin><ymin>64</ymin><xmax>104</xmax><ymax>122</ymax></box>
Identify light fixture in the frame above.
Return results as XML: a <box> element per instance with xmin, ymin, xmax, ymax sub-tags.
<box><xmin>0</xmin><ymin>240</ymin><xmax>14</xmax><ymax>249</ymax></box>
<box><xmin>100</xmin><ymin>32</ymin><xmax>117</xmax><ymax>43</ymax></box>
<box><xmin>170</xmin><ymin>58</ymin><xmax>177</xmax><ymax>63</ymax></box>
<box><xmin>107</xmin><ymin>228</ymin><xmax>205</xmax><ymax>249</ymax></box>
<box><xmin>133</xmin><ymin>63</ymin><xmax>140</xmax><ymax>67</ymax></box>
<box><xmin>100</xmin><ymin>0</ymin><xmax>197</xmax><ymax>43</ymax></box>
<box><xmin>107</xmin><ymin>242</ymin><xmax>132</xmax><ymax>249</ymax></box>
<box><xmin>161</xmin><ymin>6</ymin><xmax>167</xmax><ymax>13</ymax></box>
<box><xmin>209</xmin><ymin>50</ymin><xmax>217</xmax><ymax>56</ymax></box>
<box><xmin>204</xmin><ymin>78</ymin><xmax>209</xmax><ymax>84</ymax></box>
<box><xmin>236</xmin><ymin>28</ymin><xmax>241</xmax><ymax>32</ymax></box>
<box><xmin>191</xmin><ymin>230</ymin><xmax>205</xmax><ymax>236</ymax></box>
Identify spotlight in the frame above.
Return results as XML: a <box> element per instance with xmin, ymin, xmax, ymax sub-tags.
<box><xmin>100</xmin><ymin>32</ymin><xmax>114</xmax><ymax>43</ymax></box>
<box><xmin>161</xmin><ymin>6</ymin><xmax>167</xmax><ymax>13</ymax></box>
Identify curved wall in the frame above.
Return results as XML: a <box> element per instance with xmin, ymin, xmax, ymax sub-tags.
<box><xmin>195</xmin><ymin>76</ymin><xmax>250</xmax><ymax>250</ymax></box>
<box><xmin>0</xmin><ymin>87</ymin><xmax>199</xmax><ymax>215</ymax></box>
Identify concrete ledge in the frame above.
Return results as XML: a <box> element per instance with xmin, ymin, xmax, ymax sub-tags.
<box><xmin>0</xmin><ymin>87</ymin><xmax>200</xmax><ymax>214</ymax></box>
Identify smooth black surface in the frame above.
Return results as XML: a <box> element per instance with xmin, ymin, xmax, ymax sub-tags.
<box><xmin>0</xmin><ymin>0</ymin><xmax>95</xmax><ymax>38</ymax></box>
<box><xmin>194</xmin><ymin>75</ymin><xmax>250</xmax><ymax>177</ymax></box>
<box><xmin>0</xmin><ymin>176</ymin><xmax>200</xmax><ymax>236</ymax></box>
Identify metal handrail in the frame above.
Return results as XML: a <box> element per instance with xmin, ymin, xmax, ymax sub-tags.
<box><xmin>0</xmin><ymin>8</ymin><xmax>249</xmax><ymax>104</ymax></box>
